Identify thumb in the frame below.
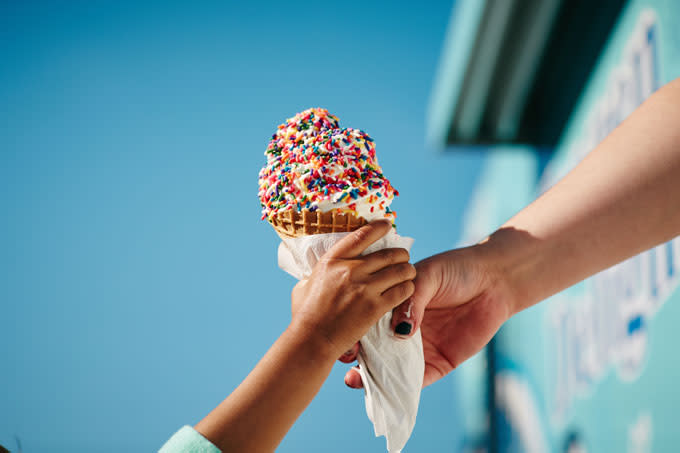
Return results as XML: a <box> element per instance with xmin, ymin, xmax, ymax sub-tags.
<box><xmin>344</xmin><ymin>367</ymin><xmax>363</xmax><ymax>389</ymax></box>
<box><xmin>390</xmin><ymin>260</ymin><xmax>438</xmax><ymax>337</ymax></box>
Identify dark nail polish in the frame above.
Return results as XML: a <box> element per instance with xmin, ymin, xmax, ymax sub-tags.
<box><xmin>395</xmin><ymin>322</ymin><xmax>412</xmax><ymax>336</ymax></box>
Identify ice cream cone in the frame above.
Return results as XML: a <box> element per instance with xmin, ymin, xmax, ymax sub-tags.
<box><xmin>271</xmin><ymin>209</ymin><xmax>368</xmax><ymax>239</ymax></box>
<box><xmin>259</xmin><ymin>108</ymin><xmax>397</xmax><ymax>238</ymax></box>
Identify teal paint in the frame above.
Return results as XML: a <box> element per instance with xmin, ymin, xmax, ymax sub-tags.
<box><xmin>460</xmin><ymin>1</ymin><xmax>680</xmax><ymax>451</ymax></box>
<box><xmin>455</xmin><ymin>147</ymin><xmax>540</xmax><ymax>452</ymax></box>
<box><xmin>427</xmin><ymin>0</ymin><xmax>488</xmax><ymax>147</ymax></box>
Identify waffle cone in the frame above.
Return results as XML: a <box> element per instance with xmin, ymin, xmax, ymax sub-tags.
<box><xmin>270</xmin><ymin>209</ymin><xmax>368</xmax><ymax>239</ymax></box>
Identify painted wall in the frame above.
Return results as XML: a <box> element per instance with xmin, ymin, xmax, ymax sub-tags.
<box><xmin>460</xmin><ymin>0</ymin><xmax>680</xmax><ymax>451</ymax></box>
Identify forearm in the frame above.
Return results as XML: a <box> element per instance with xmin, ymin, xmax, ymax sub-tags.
<box><xmin>195</xmin><ymin>324</ymin><xmax>335</xmax><ymax>452</ymax></box>
<box><xmin>485</xmin><ymin>78</ymin><xmax>680</xmax><ymax>313</ymax></box>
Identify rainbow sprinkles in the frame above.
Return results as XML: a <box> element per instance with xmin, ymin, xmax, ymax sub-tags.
<box><xmin>258</xmin><ymin>108</ymin><xmax>398</xmax><ymax>224</ymax></box>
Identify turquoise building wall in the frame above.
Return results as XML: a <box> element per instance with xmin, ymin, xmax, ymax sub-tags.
<box><xmin>460</xmin><ymin>1</ymin><xmax>680</xmax><ymax>451</ymax></box>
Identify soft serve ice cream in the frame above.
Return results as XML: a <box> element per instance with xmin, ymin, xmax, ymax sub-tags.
<box><xmin>258</xmin><ymin>107</ymin><xmax>398</xmax><ymax>227</ymax></box>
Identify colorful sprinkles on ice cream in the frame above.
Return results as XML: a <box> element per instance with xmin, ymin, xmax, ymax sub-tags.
<box><xmin>258</xmin><ymin>108</ymin><xmax>398</xmax><ymax>223</ymax></box>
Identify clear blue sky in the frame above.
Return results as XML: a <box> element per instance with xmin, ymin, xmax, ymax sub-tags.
<box><xmin>0</xmin><ymin>1</ymin><xmax>485</xmax><ymax>451</ymax></box>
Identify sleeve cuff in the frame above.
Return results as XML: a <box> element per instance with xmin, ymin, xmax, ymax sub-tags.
<box><xmin>159</xmin><ymin>425</ymin><xmax>221</xmax><ymax>453</ymax></box>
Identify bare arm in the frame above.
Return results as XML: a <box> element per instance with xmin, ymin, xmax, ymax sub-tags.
<box><xmin>194</xmin><ymin>221</ymin><xmax>416</xmax><ymax>451</ymax></box>
<box><xmin>194</xmin><ymin>325</ymin><xmax>336</xmax><ymax>452</ymax></box>
<box><xmin>491</xmin><ymin>77</ymin><xmax>680</xmax><ymax>315</ymax></box>
<box><xmin>341</xmin><ymin>78</ymin><xmax>680</xmax><ymax>389</ymax></box>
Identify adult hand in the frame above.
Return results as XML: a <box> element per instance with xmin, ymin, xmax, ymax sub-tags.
<box><xmin>343</xmin><ymin>244</ymin><xmax>514</xmax><ymax>387</ymax></box>
<box><xmin>344</xmin><ymin>78</ymin><xmax>680</xmax><ymax>388</ymax></box>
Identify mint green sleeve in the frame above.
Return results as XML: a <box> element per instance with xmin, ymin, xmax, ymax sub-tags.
<box><xmin>159</xmin><ymin>425</ymin><xmax>221</xmax><ymax>453</ymax></box>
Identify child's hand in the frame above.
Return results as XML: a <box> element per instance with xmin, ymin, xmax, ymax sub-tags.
<box><xmin>290</xmin><ymin>220</ymin><xmax>416</xmax><ymax>359</ymax></box>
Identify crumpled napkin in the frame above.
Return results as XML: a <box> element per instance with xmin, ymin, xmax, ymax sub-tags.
<box><xmin>278</xmin><ymin>230</ymin><xmax>424</xmax><ymax>453</ymax></box>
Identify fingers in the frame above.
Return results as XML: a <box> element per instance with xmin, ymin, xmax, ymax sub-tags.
<box><xmin>371</xmin><ymin>262</ymin><xmax>417</xmax><ymax>294</ymax></box>
<box><xmin>357</xmin><ymin>248</ymin><xmax>410</xmax><ymax>274</ymax></box>
<box><xmin>381</xmin><ymin>280</ymin><xmax>415</xmax><ymax>308</ymax></box>
<box><xmin>325</xmin><ymin>220</ymin><xmax>392</xmax><ymax>260</ymax></box>
<box><xmin>390</xmin><ymin>260</ymin><xmax>436</xmax><ymax>337</ymax></box>
<box><xmin>390</xmin><ymin>297</ymin><xmax>424</xmax><ymax>338</ymax></box>
<box><xmin>337</xmin><ymin>342</ymin><xmax>359</xmax><ymax>363</ymax></box>
<box><xmin>344</xmin><ymin>367</ymin><xmax>363</xmax><ymax>389</ymax></box>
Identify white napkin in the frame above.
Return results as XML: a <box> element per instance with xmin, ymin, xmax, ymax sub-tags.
<box><xmin>278</xmin><ymin>230</ymin><xmax>424</xmax><ymax>453</ymax></box>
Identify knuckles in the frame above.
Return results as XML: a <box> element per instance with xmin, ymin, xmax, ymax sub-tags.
<box><xmin>395</xmin><ymin>262</ymin><xmax>417</xmax><ymax>281</ymax></box>
<box><xmin>316</xmin><ymin>257</ymin><xmax>336</xmax><ymax>274</ymax></box>
<box><xmin>385</xmin><ymin>280</ymin><xmax>415</xmax><ymax>305</ymax></box>
<box><xmin>401</xmin><ymin>280</ymin><xmax>416</xmax><ymax>299</ymax></box>
<box><xmin>407</xmin><ymin>263</ymin><xmax>417</xmax><ymax>279</ymax></box>
<box><xmin>350</xmin><ymin>227</ymin><xmax>369</xmax><ymax>247</ymax></box>
<box><xmin>378</xmin><ymin>248</ymin><xmax>410</xmax><ymax>265</ymax></box>
<box><xmin>394</xmin><ymin>248</ymin><xmax>411</xmax><ymax>263</ymax></box>
<box><xmin>348</xmin><ymin>282</ymin><xmax>369</xmax><ymax>301</ymax></box>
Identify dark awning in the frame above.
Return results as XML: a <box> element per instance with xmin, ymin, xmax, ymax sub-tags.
<box><xmin>427</xmin><ymin>0</ymin><xmax>627</xmax><ymax>148</ymax></box>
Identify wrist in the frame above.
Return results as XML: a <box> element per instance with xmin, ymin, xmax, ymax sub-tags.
<box><xmin>475</xmin><ymin>226</ymin><xmax>542</xmax><ymax>317</ymax></box>
<box><xmin>284</xmin><ymin>320</ymin><xmax>341</xmax><ymax>366</ymax></box>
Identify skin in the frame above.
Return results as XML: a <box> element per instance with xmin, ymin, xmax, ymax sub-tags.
<box><xmin>194</xmin><ymin>220</ymin><xmax>416</xmax><ymax>452</ymax></box>
<box><xmin>344</xmin><ymin>77</ymin><xmax>680</xmax><ymax>388</ymax></box>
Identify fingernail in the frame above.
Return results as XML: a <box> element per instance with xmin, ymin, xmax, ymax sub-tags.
<box><xmin>395</xmin><ymin>322</ymin><xmax>412</xmax><ymax>336</ymax></box>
